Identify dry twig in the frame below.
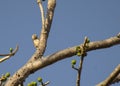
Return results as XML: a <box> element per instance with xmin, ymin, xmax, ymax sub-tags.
<box><xmin>0</xmin><ymin>45</ymin><xmax>19</xmax><ymax>63</ymax></box>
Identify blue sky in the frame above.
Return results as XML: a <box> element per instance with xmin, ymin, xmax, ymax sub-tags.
<box><xmin>0</xmin><ymin>0</ymin><xmax>120</xmax><ymax>86</ymax></box>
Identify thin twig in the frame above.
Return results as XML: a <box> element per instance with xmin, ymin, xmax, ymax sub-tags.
<box><xmin>0</xmin><ymin>45</ymin><xmax>19</xmax><ymax>56</ymax></box>
<box><xmin>37</xmin><ymin>0</ymin><xmax>45</xmax><ymax>29</ymax></box>
<box><xmin>76</xmin><ymin>37</ymin><xmax>88</xmax><ymax>86</ymax></box>
<box><xmin>0</xmin><ymin>45</ymin><xmax>19</xmax><ymax>63</ymax></box>
<box><xmin>76</xmin><ymin>56</ymin><xmax>84</xmax><ymax>86</ymax></box>
<box><xmin>40</xmin><ymin>81</ymin><xmax>50</xmax><ymax>86</ymax></box>
<box><xmin>0</xmin><ymin>56</ymin><xmax>11</xmax><ymax>63</ymax></box>
<box><xmin>72</xmin><ymin>65</ymin><xmax>79</xmax><ymax>71</ymax></box>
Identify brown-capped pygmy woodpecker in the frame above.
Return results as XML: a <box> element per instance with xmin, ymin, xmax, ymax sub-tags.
<box><xmin>32</xmin><ymin>34</ymin><xmax>39</xmax><ymax>48</ymax></box>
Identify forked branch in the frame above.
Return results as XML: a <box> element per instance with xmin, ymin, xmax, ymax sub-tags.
<box><xmin>75</xmin><ymin>37</ymin><xmax>89</xmax><ymax>86</ymax></box>
<box><xmin>4</xmin><ymin>0</ymin><xmax>120</xmax><ymax>85</ymax></box>
<box><xmin>31</xmin><ymin>0</ymin><xmax>56</xmax><ymax>60</ymax></box>
<box><xmin>5</xmin><ymin>33</ymin><xmax>120</xmax><ymax>86</ymax></box>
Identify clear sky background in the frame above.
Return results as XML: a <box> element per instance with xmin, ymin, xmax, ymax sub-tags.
<box><xmin>0</xmin><ymin>0</ymin><xmax>120</xmax><ymax>86</ymax></box>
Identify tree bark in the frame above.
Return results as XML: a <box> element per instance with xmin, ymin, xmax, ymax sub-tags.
<box><xmin>5</xmin><ymin>35</ymin><xmax>120</xmax><ymax>86</ymax></box>
<box><xmin>4</xmin><ymin>0</ymin><xmax>120</xmax><ymax>85</ymax></box>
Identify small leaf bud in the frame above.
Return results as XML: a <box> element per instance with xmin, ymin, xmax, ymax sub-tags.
<box><xmin>5</xmin><ymin>72</ymin><xmax>10</xmax><ymax>78</ymax></box>
<box><xmin>27</xmin><ymin>83</ymin><xmax>32</xmax><ymax>86</ymax></box>
<box><xmin>71</xmin><ymin>60</ymin><xmax>76</xmax><ymax>66</ymax></box>
<box><xmin>10</xmin><ymin>48</ymin><xmax>13</xmax><ymax>53</ymax></box>
<box><xmin>77</xmin><ymin>52</ymin><xmax>81</xmax><ymax>56</ymax></box>
<box><xmin>37</xmin><ymin>77</ymin><xmax>43</xmax><ymax>82</ymax></box>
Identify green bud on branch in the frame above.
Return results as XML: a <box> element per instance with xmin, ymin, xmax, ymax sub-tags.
<box><xmin>0</xmin><ymin>75</ymin><xmax>7</xmax><ymax>81</ymax></box>
<box><xmin>71</xmin><ymin>60</ymin><xmax>76</xmax><ymax>66</ymax></box>
<box><xmin>27</xmin><ymin>83</ymin><xmax>32</xmax><ymax>86</ymax></box>
<box><xmin>76</xmin><ymin>52</ymin><xmax>81</xmax><ymax>56</ymax></box>
<box><xmin>29</xmin><ymin>81</ymin><xmax>37</xmax><ymax>86</ymax></box>
<box><xmin>5</xmin><ymin>72</ymin><xmax>10</xmax><ymax>78</ymax></box>
<box><xmin>76</xmin><ymin>46</ymin><xmax>82</xmax><ymax>57</ymax></box>
<box><xmin>9</xmin><ymin>48</ymin><xmax>13</xmax><ymax>53</ymax></box>
<box><xmin>38</xmin><ymin>77</ymin><xmax>43</xmax><ymax>82</ymax></box>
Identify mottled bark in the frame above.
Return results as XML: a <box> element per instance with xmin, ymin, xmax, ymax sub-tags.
<box><xmin>4</xmin><ymin>0</ymin><xmax>120</xmax><ymax>85</ymax></box>
<box><xmin>5</xmin><ymin>33</ymin><xmax>120</xmax><ymax>86</ymax></box>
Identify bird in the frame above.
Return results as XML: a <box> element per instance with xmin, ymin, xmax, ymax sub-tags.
<box><xmin>32</xmin><ymin>34</ymin><xmax>39</xmax><ymax>48</ymax></box>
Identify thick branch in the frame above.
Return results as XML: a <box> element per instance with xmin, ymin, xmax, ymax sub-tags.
<box><xmin>45</xmin><ymin>35</ymin><xmax>120</xmax><ymax>63</ymax></box>
<box><xmin>28</xmin><ymin>0</ymin><xmax>56</xmax><ymax>63</ymax></box>
<box><xmin>5</xmin><ymin>35</ymin><xmax>120</xmax><ymax>86</ymax></box>
<box><xmin>111</xmin><ymin>73</ymin><xmax>120</xmax><ymax>84</ymax></box>
<box><xmin>38</xmin><ymin>0</ymin><xmax>56</xmax><ymax>57</ymax></box>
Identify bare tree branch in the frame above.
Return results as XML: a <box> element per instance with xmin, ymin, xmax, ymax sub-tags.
<box><xmin>76</xmin><ymin>37</ymin><xmax>89</xmax><ymax>86</ymax></box>
<box><xmin>37</xmin><ymin>0</ymin><xmax>45</xmax><ymax>29</ymax></box>
<box><xmin>45</xmin><ymin>35</ymin><xmax>120</xmax><ymax>64</ymax></box>
<box><xmin>4</xmin><ymin>0</ymin><xmax>120</xmax><ymax>85</ymax></box>
<box><xmin>111</xmin><ymin>73</ymin><xmax>120</xmax><ymax>84</ymax></box>
<box><xmin>0</xmin><ymin>56</ymin><xmax>11</xmax><ymax>63</ymax></box>
<box><xmin>5</xmin><ymin>0</ymin><xmax>56</xmax><ymax>86</ymax></box>
<box><xmin>0</xmin><ymin>45</ymin><xmax>19</xmax><ymax>56</ymax></box>
<box><xmin>96</xmin><ymin>64</ymin><xmax>120</xmax><ymax>86</ymax></box>
<box><xmin>30</xmin><ymin>0</ymin><xmax>56</xmax><ymax>62</ymax></box>
<box><xmin>5</xmin><ymin>34</ymin><xmax>120</xmax><ymax>86</ymax></box>
<box><xmin>38</xmin><ymin>0</ymin><xmax>56</xmax><ymax>56</ymax></box>
<box><xmin>0</xmin><ymin>45</ymin><xmax>19</xmax><ymax>63</ymax></box>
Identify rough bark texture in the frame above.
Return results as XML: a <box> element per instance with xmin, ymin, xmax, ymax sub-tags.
<box><xmin>4</xmin><ymin>0</ymin><xmax>120</xmax><ymax>86</ymax></box>
<box><xmin>5</xmin><ymin>0</ymin><xmax>56</xmax><ymax>86</ymax></box>
<box><xmin>5</xmin><ymin>34</ymin><xmax>120</xmax><ymax>86</ymax></box>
